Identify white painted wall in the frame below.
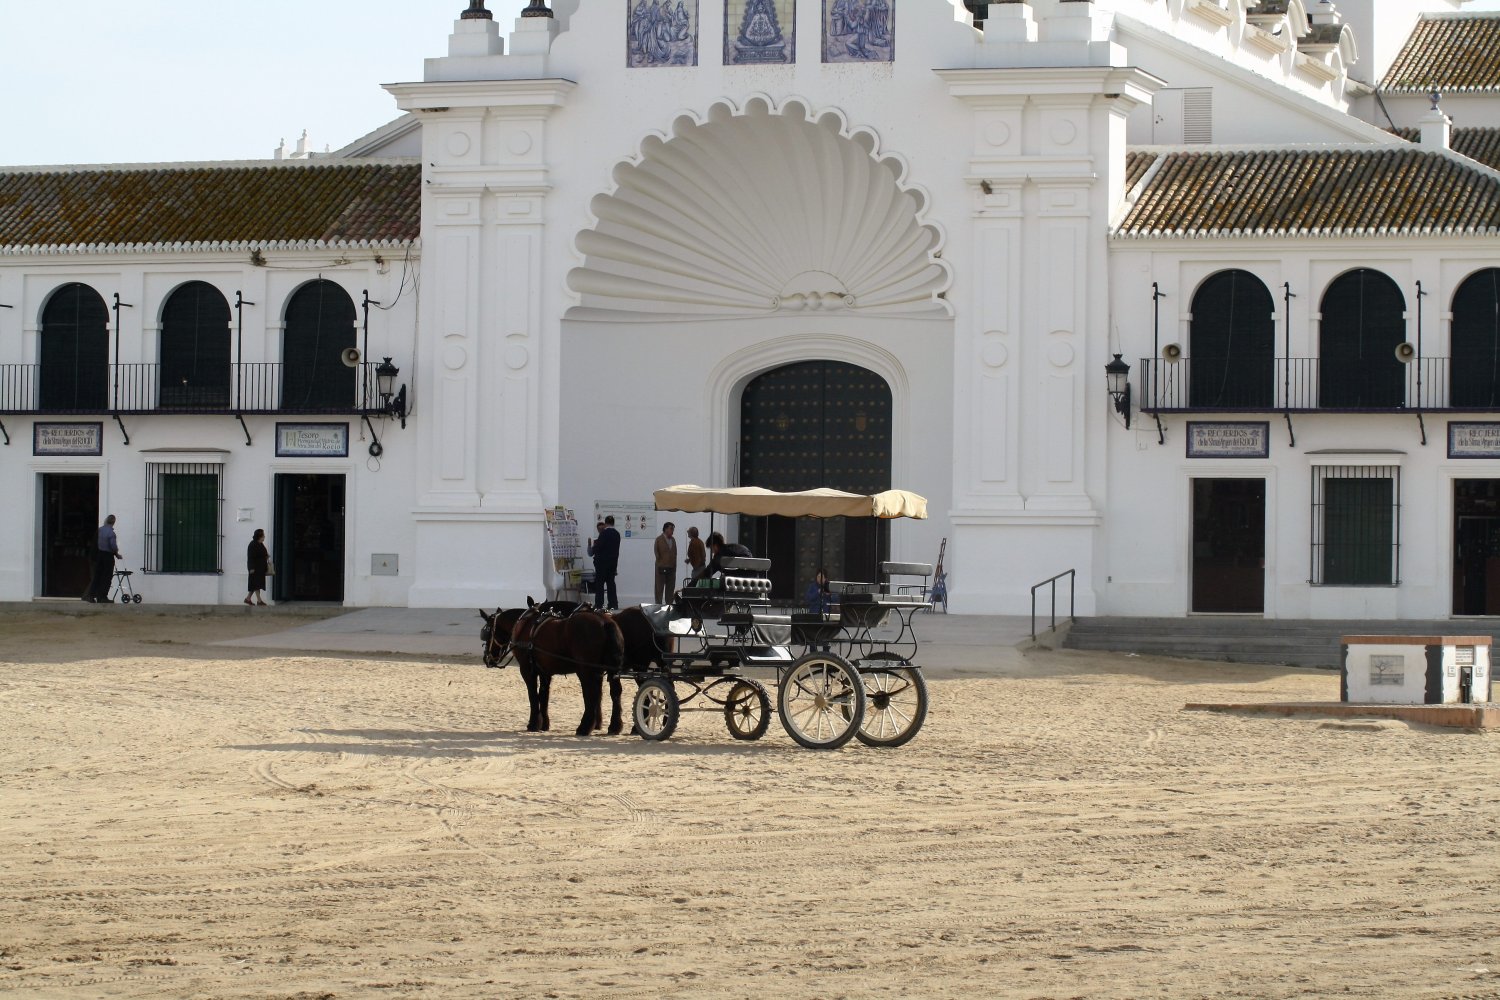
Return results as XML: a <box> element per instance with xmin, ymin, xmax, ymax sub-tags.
<box><xmin>0</xmin><ymin>249</ymin><xmax>420</xmax><ymax>606</ymax></box>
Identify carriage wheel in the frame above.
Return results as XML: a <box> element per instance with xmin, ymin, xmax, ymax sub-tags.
<box><xmin>777</xmin><ymin>653</ymin><xmax>865</xmax><ymax>751</ymax></box>
<box><xmin>723</xmin><ymin>679</ymin><xmax>771</xmax><ymax>741</ymax></box>
<box><xmin>855</xmin><ymin>667</ymin><xmax>928</xmax><ymax>748</ymax></box>
<box><xmin>633</xmin><ymin>677</ymin><xmax>679</xmax><ymax>742</ymax></box>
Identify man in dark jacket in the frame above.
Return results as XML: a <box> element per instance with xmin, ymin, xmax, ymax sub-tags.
<box><xmin>589</xmin><ymin>515</ymin><xmax>622</xmax><ymax>610</ymax></box>
<box><xmin>690</xmin><ymin>531</ymin><xmax>753</xmax><ymax>584</ymax></box>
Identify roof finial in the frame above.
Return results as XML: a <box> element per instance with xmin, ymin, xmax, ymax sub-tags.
<box><xmin>521</xmin><ymin>0</ymin><xmax>553</xmax><ymax>17</ymax></box>
<box><xmin>460</xmin><ymin>1</ymin><xmax>492</xmax><ymax>20</ymax></box>
<box><xmin>1430</xmin><ymin>89</ymin><xmax>1442</xmax><ymax>112</ymax></box>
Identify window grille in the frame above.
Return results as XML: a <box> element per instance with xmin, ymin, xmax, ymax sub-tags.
<box><xmin>144</xmin><ymin>463</ymin><xmax>223</xmax><ymax>573</ymax></box>
<box><xmin>1310</xmin><ymin>463</ymin><xmax>1400</xmax><ymax>586</ymax></box>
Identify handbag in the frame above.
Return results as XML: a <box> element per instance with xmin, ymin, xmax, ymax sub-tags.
<box><xmin>266</xmin><ymin>560</ymin><xmax>276</xmax><ymax>577</ymax></box>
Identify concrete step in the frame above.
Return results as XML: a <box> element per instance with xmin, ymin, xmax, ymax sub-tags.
<box><xmin>1062</xmin><ymin>617</ymin><xmax>1500</xmax><ymax>669</ymax></box>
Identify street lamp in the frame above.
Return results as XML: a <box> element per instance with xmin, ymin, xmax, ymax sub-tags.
<box><xmin>1105</xmin><ymin>354</ymin><xmax>1131</xmax><ymax>429</ymax></box>
<box><xmin>375</xmin><ymin>357</ymin><xmax>407</xmax><ymax>429</ymax></box>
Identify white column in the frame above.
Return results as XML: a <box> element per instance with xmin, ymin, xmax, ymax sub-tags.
<box><xmin>387</xmin><ymin>79</ymin><xmax>575</xmax><ymax>607</ymax></box>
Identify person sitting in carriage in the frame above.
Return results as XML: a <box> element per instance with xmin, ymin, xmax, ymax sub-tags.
<box><xmin>688</xmin><ymin>532</ymin><xmax>754</xmax><ymax>587</ymax></box>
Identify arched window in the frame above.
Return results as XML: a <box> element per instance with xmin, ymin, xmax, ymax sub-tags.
<box><xmin>282</xmin><ymin>280</ymin><xmax>356</xmax><ymax>411</ymax></box>
<box><xmin>159</xmin><ymin>281</ymin><xmax>231</xmax><ymax>410</ymax></box>
<box><xmin>39</xmin><ymin>283</ymin><xmax>109</xmax><ymax>412</ymax></box>
<box><xmin>1318</xmin><ymin>268</ymin><xmax>1406</xmax><ymax>409</ymax></box>
<box><xmin>1189</xmin><ymin>269</ymin><xmax>1276</xmax><ymax>408</ymax></box>
<box><xmin>1450</xmin><ymin>268</ymin><xmax>1500</xmax><ymax>409</ymax></box>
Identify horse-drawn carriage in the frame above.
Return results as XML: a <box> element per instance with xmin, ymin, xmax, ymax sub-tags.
<box><xmin>481</xmin><ymin>484</ymin><xmax>933</xmax><ymax>751</ymax></box>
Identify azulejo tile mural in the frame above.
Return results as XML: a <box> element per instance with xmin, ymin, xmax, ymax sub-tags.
<box><xmin>627</xmin><ymin>0</ymin><xmax>699</xmax><ymax>68</ymax></box>
<box><xmin>725</xmin><ymin>0</ymin><xmax>796</xmax><ymax>66</ymax></box>
<box><xmin>824</xmin><ymin>0</ymin><xmax>893</xmax><ymax>63</ymax></box>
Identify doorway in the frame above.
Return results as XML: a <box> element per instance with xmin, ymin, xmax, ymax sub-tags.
<box><xmin>40</xmin><ymin>473</ymin><xmax>99</xmax><ymax>598</ymax></box>
<box><xmin>1453</xmin><ymin>479</ymin><xmax>1500</xmax><ymax>615</ymax></box>
<box><xmin>272</xmin><ymin>474</ymin><xmax>345</xmax><ymax>602</ymax></box>
<box><xmin>1191</xmin><ymin>478</ymin><xmax>1265</xmax><ymax>614</ymax></box>
<box><xmin>737</xmin><ymin>361</ymin><xmax>892</xmax><ymax>600</ymax></box>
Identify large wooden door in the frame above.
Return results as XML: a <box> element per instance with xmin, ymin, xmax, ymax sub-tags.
<box><xmin>738</xmin><ymin>361</ymin><xmax>891</xmax><ymax>600</ymax></box>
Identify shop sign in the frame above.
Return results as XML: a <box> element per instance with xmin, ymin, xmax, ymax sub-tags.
<box><xmin>1186</xmin><ymin>422</ymin><xmax>1269</xmax><ymax>459</ymax></box>
<box><xmin>34</xmin><ymin>422</ymin><xmax>103</xmax><ymax>456</ymax></box>
<box><xmin>1447</xmin><ymin>422</ymin><xmax>1500</xmax><ymax>459</ymax></box>
<box><xmin>275</xmin><ymin>423</ymin><xmax>349</xmax><ymax>458</ymax></box>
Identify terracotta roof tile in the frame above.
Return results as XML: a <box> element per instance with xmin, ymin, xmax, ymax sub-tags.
<box><xmin>0</xmin><ymin>161</ymin><xmax>420</xmax><ymax>249</ymax></box>
<box><xmin>1115</xmin><ymin>146</ymin><xmax>1500</xmax><ymax>238</ymax></box>
<box><xmin>1390</xmin><ymin>126</ymin><xmax>1500</xmax><ymax>173</ymax></box>
<box><xmin>1379</xmin><ymin>14</ymin><xmax>1500</xmax><ymax>94</ymax></box>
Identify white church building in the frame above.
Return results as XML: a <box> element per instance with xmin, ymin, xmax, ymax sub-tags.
<box><xmin>1</xmin><ymin>0</ymin><xmax>1498</xmax><ymax>619</ymax></box>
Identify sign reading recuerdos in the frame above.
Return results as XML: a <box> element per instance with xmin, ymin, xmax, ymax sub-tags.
<box><xmin>1448</xmin><ymin>422</ymin><xmax>1500</xmax><ymax>459</ymax></box>
<box><xmin>1186</xmin><ymin>422</ymin><xmax>1269</xmax><ymax>459</ymax></box>
<box><xmin>34</xmin><ymin>422</ymin><xmax>103</xmax><ymax>456</ymax></box>
<box><xmin>275</xmin><ymin>423</ymin><xmax>349</xmax><ymax>458</ymax></box>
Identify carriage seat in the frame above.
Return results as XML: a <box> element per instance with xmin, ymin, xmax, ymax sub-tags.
<box><xmin>881</xmin><ymin>561</ymin><xmax>934</xmax><ymax>599</ymax></box>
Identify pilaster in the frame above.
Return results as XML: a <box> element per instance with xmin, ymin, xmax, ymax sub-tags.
<box><xmin>386</xmin><ymin>77</ymin><xmax>575</xmax><ymax>607</ymax></box>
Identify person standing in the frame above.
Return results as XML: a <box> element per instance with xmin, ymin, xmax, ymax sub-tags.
<box><xmin>86</xmin><ymin>514</ymin><xmax>121</xmax><ymax>603</ymax></box>
<box><xmin>246</xmin><ymin>528</ymin><xmax>271</xmax><ymax>607</ymax></box>
<box><xmin>590</xmin><ymin>515</ymin><xmax>622</xmax><ymax>610</ymax></box>
<box><xmin>684</xmin><ymin>525</ymin><xmax>705</xmax><ymax>580</ymax></box>
<box><xmin>652</xmin><ymin>521</ymin><xmax>677</xmax><ymax>603</ymax></box>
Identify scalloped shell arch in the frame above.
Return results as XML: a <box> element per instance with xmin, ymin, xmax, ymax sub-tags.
<box><xmin>567</xmin><ymin>101</ymin><xmax>951</xmax><ymax>320</ymax></box>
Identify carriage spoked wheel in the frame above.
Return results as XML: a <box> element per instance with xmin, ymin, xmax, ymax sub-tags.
<box><xmin>633</xmin><ymin>676</ymin><xmax>680</xmax><ymax>742</ymax></box>
<box><xmin>776</xmin><ymin>653</ymin><xmax>865</xmax><ymax>751</ymax></box>
<box><xmin>855</xmin><ymin>666</ymin><xmax>928</xmax><ymax>748</ymax></box>
<box><xmin>723</xmin><ymin>679</ymin><xmax>771</xmax><ymax>741</ymax></box>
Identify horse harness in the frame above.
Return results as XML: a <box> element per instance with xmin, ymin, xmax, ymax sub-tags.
<box><xmin>488</xmin><ymin>603</ymin><xmax>618</xmax><ymax>673</ymax></box>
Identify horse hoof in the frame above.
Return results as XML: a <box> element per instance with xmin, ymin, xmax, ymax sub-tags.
<box><xmin>608</xmin><ymin>723</ymin><xmax>624</xmax><ymax>736</ymax></box>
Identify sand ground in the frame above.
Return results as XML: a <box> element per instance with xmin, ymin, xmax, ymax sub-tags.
<box><xmin>1</xmin><ymin>608</ymin><xmax>1498</xmax><ymax>999</ymax></box>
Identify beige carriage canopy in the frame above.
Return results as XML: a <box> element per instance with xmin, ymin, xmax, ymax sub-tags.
<box><xmin>653</xmin><ymin>485</ymin><xmax>927</xmax><ymax>520</ymax></box>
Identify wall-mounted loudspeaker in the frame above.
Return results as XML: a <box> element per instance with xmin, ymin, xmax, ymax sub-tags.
<box><xmin>341</xmin><ymin>347</ymin><xmax>362</xmax><ymax>368</ymax></box>
<box><xmin>1394</xmin><ymin>342</ymin><xmax>1416</xmax><ymax>363</ymax></box>
<box><xmin>1162</xmin><ymin>343</ymin><xmax>1183</xmax><ymax>362</ymax></box>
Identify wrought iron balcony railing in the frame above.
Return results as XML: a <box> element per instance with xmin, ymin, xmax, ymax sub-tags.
<box><xmin>1137</xmin><ymin>356</ymin><xmax>1500</xmax><ymax>413</ymax></box>
<box><xmin>0</xmin><ymin>362</ymin><xmax>383</xmax><ymax>416</ymax></box>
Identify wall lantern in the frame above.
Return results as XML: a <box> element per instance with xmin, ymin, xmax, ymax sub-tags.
<box><xmin>1105</xmin><ymin>353</ymin><xmax>1131</xmax><ymax>429</ymax></box>
<box><xmin>375</xmin><ymin>357</ymin><xmax>408</xmax><ymax>429</ymax></box>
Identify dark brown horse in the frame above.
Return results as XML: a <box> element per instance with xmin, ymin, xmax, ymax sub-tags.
<box><xmin>481</xmin><ymin>600</ymin><xmax>626</xmax><ymax>736</ymax></box>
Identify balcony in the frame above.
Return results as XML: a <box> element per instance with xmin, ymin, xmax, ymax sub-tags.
<box><xmin>0</xmin><ymin>362</ymin><xmax>385</xmax><ymax>416</ymax></box>
<box><xmin>1137</xmin><ymin>356</ymin><xmax>1500</xmax><ymax>414</ymax></box>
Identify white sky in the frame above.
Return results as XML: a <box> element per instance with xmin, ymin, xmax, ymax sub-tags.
<box><xmin>1</xmin><ymin>0</ymin><xmax>1497</xmax><ymax>168</ymax></box>
<box><xmin>0</xmin><ymin>0</ymin><xmax>529</xmax><ymax>166</ymax></box>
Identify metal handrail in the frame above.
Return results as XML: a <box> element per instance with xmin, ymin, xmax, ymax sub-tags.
<box><xmin>0</xmin><ymin>361</ymin><xmax>376</xmax><ymax>415</ymax></box>
<box><xmin>1030</xmin><ymin>569</ymin><xmax>1076</xmax><ymax>640</ymax></box>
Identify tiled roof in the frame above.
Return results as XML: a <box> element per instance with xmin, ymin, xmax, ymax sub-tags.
<box><xmin>1116</xmin><ymin>146</ymin><xmax>1500</xmax><ymax>238</ymax></box>
<box><xmin>1379</xmin><ymin>14</ymin><xmax>1500</xmax><ymax>94</ymax></box>
<box><xmin>0</xmin><ymin>160</ymin><xmax>420</xmax><ymax>250</ymax></box>
<box><xmin>1391</xmin><ymin>126</ymin><xmax>1500</xmax><ymax>173</ymax></box>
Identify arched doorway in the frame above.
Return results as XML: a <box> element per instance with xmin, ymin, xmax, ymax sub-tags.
<box><xmin>739</xmin><ymin>360</ymin><xmax>892</xmax><ymax>599</ymax></box>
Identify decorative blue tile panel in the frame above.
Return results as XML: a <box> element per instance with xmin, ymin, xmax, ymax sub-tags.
<box><xmin>824</xmin><ymin>0</ymin><xmax>894</xmax><ymax>63</ymax></box>
<box><xmin>628</xmin><ymin>0</ymin><xmax>699</xmax><ymax>67</ymax></box>
<box><xmin>725</xmin><ymin>0</ymin><xmax>796</xmax><ymax>66</ymax></box>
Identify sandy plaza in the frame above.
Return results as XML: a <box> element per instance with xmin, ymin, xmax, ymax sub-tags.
<box><xmin>1</xmin><ymin>605</ymin><xmax>1497</xmax><ymax>999</ymax></box>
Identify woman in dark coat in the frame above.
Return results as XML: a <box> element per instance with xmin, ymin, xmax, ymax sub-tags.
<box><xmin>246</xmin><ymin>528</ymin><xmax>270</xmax><ymax>606</ymax></box>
